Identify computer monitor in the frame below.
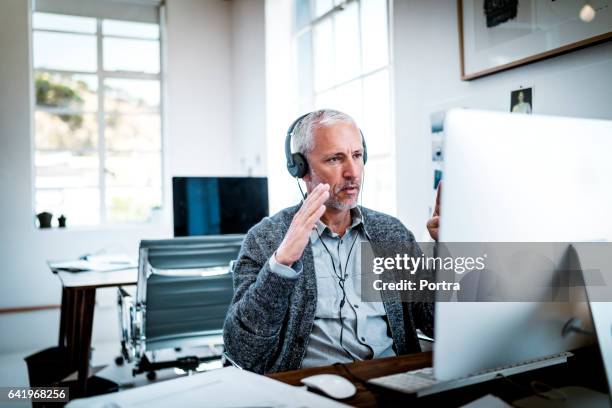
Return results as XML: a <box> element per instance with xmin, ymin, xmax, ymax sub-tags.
<box><xmin>575</xmin><ymin>242</ymin><xmax>612</xmax><ymax>397</ymax></box>
<box><xmin>433</xmin><ymin>109</ymin><xmax>612</xmax><ymax>381</ymax></box>
<box><xmin>173</xmin><ymin>177</ymin><xmax>269</xmax><ymax>237</ymax></box>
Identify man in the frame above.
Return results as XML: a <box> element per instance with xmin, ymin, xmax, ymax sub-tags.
<box><xmin>223</xmin><ymin>109</ymin><xmax>434</xmax><ymax>373</ymax></box>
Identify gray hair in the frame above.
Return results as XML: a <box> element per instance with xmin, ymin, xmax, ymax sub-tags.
<box><xmin>292</xmin><ymin>109</ymin><xmax>357</xmax><ymax>156</ymax></box>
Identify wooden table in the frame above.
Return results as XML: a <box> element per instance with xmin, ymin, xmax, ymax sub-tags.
<box><xmin>53</xmin><ymin>267</ymin><xmax>137</xmax><ymax>397</ymax></box>
<box><xmin>269</xmin><ymin>352</ymin><xmax>431</xmax><ymax>407</ymax></box>
<box><xmin>269</xmin><ymin>347</ymin><xmax>608</xmax><ymax>407</ymax></box>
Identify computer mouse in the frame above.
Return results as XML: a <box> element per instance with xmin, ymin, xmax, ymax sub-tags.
<box><xmin>300</xmin><ymin>373</ymin><xmax>357</xmax><ymax>399</ymax></box>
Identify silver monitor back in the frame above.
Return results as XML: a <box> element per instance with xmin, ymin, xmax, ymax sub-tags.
<box><xmin>574</xmin><ymin>242</ymin><xmax>612</xmax><ymax>397</ymax></box>
<box><xmin>434</xmin><ymin>109</ymin><xmax>612</xmax><ymax>381</ymax></box>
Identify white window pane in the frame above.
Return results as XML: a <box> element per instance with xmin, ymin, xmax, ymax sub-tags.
<box><xmin>362</xmin><ymin>69</ymin><xmax>391</xmax><ymax>155</ymax></box>
<box><xmin>35</xmin><ymin>111</ymin><xmax>98</xmax><ymax>150</ymax></box>
<box><xmin>333</xmin><ymin>2</ymin><xmax>360</xmax><ymax>83</ymax></box>
<box><xmin>35</xmin><ymin>151</ymin><xmax>99</xmax><ymax>189</ymax></box>
<box><xmin>33</xmin><ymin>12</ymin><xmax>96</xmax><ymax>34</ymax></box>
<box><xmin>36</xmin><ymin>72</ymin><xmax>98</xmax><ymax>111</ymax></box>
<box><xmin>313</xmin><ymin>18</ymin><xmax>334</xmax><ymax>92</ymax></box>
<box><xmin>105</xmin><ymin>153</ymin><xmax>161</xmax><ymax>188</ymax></box>
<box><xmin>105</xmin><ymin>114</ymin><xmax>161</xmax><ymax>151</ymax></box>
<box><xmin>106</xmin><ymin>187</ymin><xmax>161</xmax><ymax>223</ymax></box>
<box><xmin>297</xmin><ymin>32</ymin><xmax>314</xmax><ymax>104</ymax></box>
<box><xmin>104</xmin><ymin>78</ymin><xmax>160</xmax><ymax>113</ymax></box>
<box><xmin>103</xmin><ymin>38</ymin><xmax>160</xmax><ymax>74</ymax></box>
<box><xmin>361</xmin><ymin>0</ymin><xmax>389</xmax><ymax>73</ymax></box>
<box><xmin>103</xmin><ymin>20</ymin><xmax>159</xmax><ymax>39</ymax></box>
<box><xmin>295</xmin><ymin>0</ymin><xmax>311</xmax><ymax>29</ymax></box>
<box><xmin>333</xmin><ymin>80</ymin><xmax>362</xmax><ymax>125</ymax></box>
<box><xmin>315</xmin><ymin>0</ymin><xmax>333</xmax><ymax>18</ymax></box>
<box><xmin>36</xmin><ymin>188</ymin><xmax>100</xmax><ymax>226</ymax></box>
<box><xmin>33</xmin><ymin>31</ymin><xmax>97</xmax><ymax>72</ymax></box>
<box><xmin>361</xmin><ymin>157</ymin><xmax>396</xmax><ymax>215</ymax></box>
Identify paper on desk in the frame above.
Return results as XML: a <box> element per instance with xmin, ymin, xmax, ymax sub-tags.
<box><xmin>85</xmin><ymin>254</ymin><xmax>135</xmax><ymax>264</ymax></box>
<box><xmin>66</xmin><ymin>367</ymin><xmax>350</xmax><ymax>408</ymax></box>
<box><xmin>49</xmin><ymin>257</ymin><xmax>137</xmax><ymax>272</ymax></box>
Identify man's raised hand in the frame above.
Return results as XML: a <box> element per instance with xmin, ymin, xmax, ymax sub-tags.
<box><xmin>275</xmin><ymin>183</ymin><xmax>330</xmax><ymax>266</ymax></box>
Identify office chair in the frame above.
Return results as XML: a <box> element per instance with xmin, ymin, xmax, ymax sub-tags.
<box><xmin>117</xmin><ymin>235</ymin><xmax>243</xmax><ymax>379</ymax></box>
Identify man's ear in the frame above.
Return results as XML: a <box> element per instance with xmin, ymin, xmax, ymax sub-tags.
<box><xmin>303</xmin><ymin>172</ymin><xmax>311</xmax><ymax>183</ymax></box>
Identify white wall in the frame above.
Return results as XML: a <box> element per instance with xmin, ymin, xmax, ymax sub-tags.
<box><xmin>231</xmin><ymin>0</ymin><xmax>267</xmax><ymax>177</ymax></box>
<box><xmin>0</xmin><ymin>0</ymin><xmax>267</xmax><ymax>354</ymax></box>
<box><xmin>165</xmin><ymin>0</ymin><xmax>235</xmax><ymax>180</ymax></box>
<box><xmin>392</xmin><ymin>0</ymin><xmax>612</xmax><ymax>238</ymax></box>
<box><xmin>165</xmin><ymin>0</ymin><xmax>267</xmax><ymax>180</ymax></box>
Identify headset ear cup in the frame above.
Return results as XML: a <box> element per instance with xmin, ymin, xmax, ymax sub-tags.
<box><xmin>292</xmin><ymin>153</ymin><xmax>308</xmax><ymax>178</ymax></box>
<box><xmin>360</xmin><ymin>131</ymin><xmax>368</xmax><ymax>165</ymax></box>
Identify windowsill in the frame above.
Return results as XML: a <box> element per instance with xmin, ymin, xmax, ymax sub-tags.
<box><xmin>33</xmin><ymin>220</ymin><xmax>170</xmax><ymax>233</ymax></box>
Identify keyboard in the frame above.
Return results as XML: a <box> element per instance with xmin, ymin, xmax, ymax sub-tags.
<box><xmin>368</xmin><ymin>351</ymin><xmax>573</xmax><ymax>397</ymax></box>
<box><xmin>368</xmin><ymin>367</ymin><xmax>438</xmax><ymax>394</ymax></box>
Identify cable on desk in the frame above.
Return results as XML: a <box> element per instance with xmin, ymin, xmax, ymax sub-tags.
<box><xmin>333</xmin><ymin>362</ymin><xmax>370</xmax><ymax>388</ymax></box>
<box><xmin>530</xmin><ymin>380</ymin><xmax>568</xmax><ymax>402</ymax></box>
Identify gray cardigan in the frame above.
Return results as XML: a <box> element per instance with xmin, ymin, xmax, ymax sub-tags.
<box><xmin>222</xmin><ymin>204</ymin><xmax>434</xmax><ymax>374</ymax></box>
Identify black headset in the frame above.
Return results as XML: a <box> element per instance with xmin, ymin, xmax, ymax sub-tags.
<box><xmin>285</xmin><ymin>112</ymin><xmax>368</xmax><ymax>178</ymax></box>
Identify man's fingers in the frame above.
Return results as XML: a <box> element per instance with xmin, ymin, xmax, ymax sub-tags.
<box><xmin>299</xmin><ymin>184</ymin><xmax>329</xmax><ymax>216</ymax></box>
<box><xmin>431</xmin><ymin>182</ymin><xmax>442</xmax><ymax>217</ymax></box>
<box><xmin>305</xmin><ymin>204</ymin><xmax>326</xmax><ymax>227</ymax></box>
<box><xmin>434</xmin><ymin>182</ymin><xmax>442</xmax><ymax>215</ymax></box>
<box><xmin>301</xmin><ymin>183</ymin><xmax>326</xmax><ymax>207</ymax></box>
<box><xmin>303</xmin><ymin>191</ymin><xmax>328</xmax><ymax>221</ymax></box>
<box><xmin>433</xmin><ymin>203</ymin><xmax>440</xmax><ymax>217</ymax></box>
<box><xmin>294</xmin><ymin>185</ymin><xmax>322</xmax><ymax>221</ymax></box>
<box><xmin>427</xmin><ymin>216</ymin><xmax>439</xmax><ymax>229</ymax></box>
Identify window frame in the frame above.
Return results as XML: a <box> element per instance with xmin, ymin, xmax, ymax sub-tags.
<box><xmin>30</xmin><ymin>11</ymin><xmax>165</xmax><ymax>228</ymax></box>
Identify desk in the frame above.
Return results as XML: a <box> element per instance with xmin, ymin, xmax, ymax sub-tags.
<box><xmin>269</xmin><ymin>347</ymin><xmax>608</xmax><ymax>407</ymax></box>
<box><xmin>269</xmin><ymin>352</ymin><xmax>431</xmax><ymax>407</ymax></box>
<box><xmin>53</xmin><ymin>267</ymin><xmax>137</xmax><ymax>397</ymax></box>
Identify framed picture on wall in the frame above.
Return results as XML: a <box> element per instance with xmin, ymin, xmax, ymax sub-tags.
<box><xmin>458</xmin><ymin>0</ymin><xmax>612</xmax><ymax>80</ymax></box>
<box><xmin>510</xmin><ymin>87</ymin><xmax>533</xmax><ymax>114</ymax></box>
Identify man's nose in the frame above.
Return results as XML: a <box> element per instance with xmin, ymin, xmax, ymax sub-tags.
<box><xmin>343</xmin><ymin>156</ymin><xmax>360</xmax><ymax>179</ymax></box>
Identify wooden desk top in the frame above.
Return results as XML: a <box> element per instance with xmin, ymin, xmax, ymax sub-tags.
<box><xmin>268</xmin><ymin>352</ymin><xmax>432</xmax><ymax>408</ymax></box>
<box><xmin>55</xmin><ymin>268</ymin><xmax>137</xmax><ymax>289</ymax></box>
<box><xmin>269</xmin><ymin>347</ymin><xmax>608</xmax><ymax>408</ymax></box>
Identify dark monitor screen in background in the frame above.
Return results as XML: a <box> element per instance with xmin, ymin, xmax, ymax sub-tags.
<box><xmin>173</xmin><ymin>177</ymin><xmax>269</xmax><ymax>236</ymax></box>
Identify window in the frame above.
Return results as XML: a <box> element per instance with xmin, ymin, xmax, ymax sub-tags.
<box><xmin>294</xmin><ymin>0</ymin><xmax>395</xmax><ymax>215</ymax></box>
<box><xmin>32</xmin><ymin>12</ymin><xmax>162</xmax><ymax>226</ymax></box>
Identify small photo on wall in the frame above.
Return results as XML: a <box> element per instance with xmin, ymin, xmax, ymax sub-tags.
<box><xmin>510</xmin><ymin>87</ymin><xmax>533</xmax><ymax>114</ymax></box>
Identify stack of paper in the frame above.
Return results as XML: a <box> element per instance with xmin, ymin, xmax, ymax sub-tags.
<box><xmin>66</xmin><ymin>367</ymin><xmax>350</xmax><ymax>408</ymax></box>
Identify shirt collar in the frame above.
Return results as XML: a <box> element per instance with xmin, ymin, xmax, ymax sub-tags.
<box><xmin>309</xmin><ymin>206</ymin><xmax>371</xmax><ymax>243</ymax></box>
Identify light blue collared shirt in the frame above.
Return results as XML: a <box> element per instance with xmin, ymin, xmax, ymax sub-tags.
<box><xmin>269</xmin><ymin>207</ymin><xmax>395</xmax><ymax>368</ymax></box>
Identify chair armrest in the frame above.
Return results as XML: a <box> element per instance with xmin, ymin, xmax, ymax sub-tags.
<box><xmin>221</xmin><ymin>352</ymin><xmax>243</xmax><ymax>370</ymax></box>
